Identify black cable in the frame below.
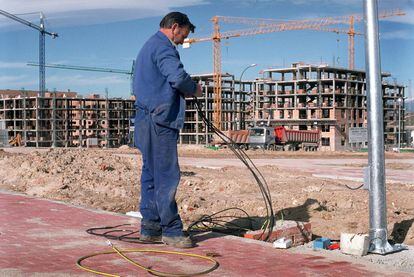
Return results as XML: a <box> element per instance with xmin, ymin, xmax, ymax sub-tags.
<box><xmin>188</xmin><ymin>207</ymin><xmax>257</xmax><ymax>234</ymax></box>
<box><xmin>86</xmin><ymin>224</ymin><xmax>162</xmax><ymax>244</ymax></box>
<box><xmin>191</xmin><ymin>96</ymin><xmax>275</xmax><ymax>241</ymax></box>
<box><xmin>345</xmin><ymin>184</ymin><xmax>364</xmax><ymax>190</ymax></box>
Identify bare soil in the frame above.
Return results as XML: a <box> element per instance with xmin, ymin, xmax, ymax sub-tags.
<box><xmin>1</xmin><ymin>146</ymin><xmax>413</xmax><ymax>246</ymax></box>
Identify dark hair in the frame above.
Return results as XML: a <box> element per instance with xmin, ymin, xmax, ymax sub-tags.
<box><xmin>159</xmin><ymin>12</ymin><xmax>195</xmax><ymax>33</ymax></box>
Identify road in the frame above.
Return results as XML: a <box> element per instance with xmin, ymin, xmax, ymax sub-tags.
<box><xmin>178</xmin><ymin>157</ymin><xmax>414</xmax><ymax>184</ymax></box>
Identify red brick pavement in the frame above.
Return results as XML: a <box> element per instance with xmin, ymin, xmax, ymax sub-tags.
<box><xmin>0</xmin><ymin>191</ymin><xmax>404</xmax><ymax>276</ymax></box>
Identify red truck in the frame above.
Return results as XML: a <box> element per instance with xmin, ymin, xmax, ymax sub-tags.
<box><xmin>273</xmin><ymin>126</ymin><xmax>320</xmax><ymax>151</ymax></box>
<box><xmin>218</xmin><ymin>126</ymin><xmax>320</xmax><ymax>151</ymax></box>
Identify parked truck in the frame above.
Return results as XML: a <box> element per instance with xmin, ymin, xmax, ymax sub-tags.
<box><xmin>273</xmin><ymin>126</ymin><xmax>320</xmax><ymax>151</ymax></box>
<box><xmin>218</xmin><ymin>126</ymin><xmax>320</xmax><ymax>151</ymax></box>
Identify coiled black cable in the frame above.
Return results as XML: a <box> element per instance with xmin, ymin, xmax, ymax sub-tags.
<box><xmin>187</xmin><ymin>207</ymin><xmax>256</xmax><ymax>235</ymax></box>
<box><xmin>86</xmin><ymin>224</ymin><xmax>162</xmax><ymax>244</ymax></box>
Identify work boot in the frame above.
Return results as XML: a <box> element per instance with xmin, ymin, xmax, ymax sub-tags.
<box><xmin>162</xmin><ymin>235</ymin><xmax>195</xmax><ymax>248</ymax></box>
<box><xmin>139</xmin><ymin>234</ymin><xmax>162</xmax><ymax>243</ymax></box>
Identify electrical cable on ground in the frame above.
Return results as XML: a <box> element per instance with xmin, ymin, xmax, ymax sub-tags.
<box><xmin>187</xmin><ymin>207</ymin><xmax>257</xmax><ymax>234</ymax></box>
<box><xmin>345</xmin><ymin>184</ymin><xmax>364</xmax><ymax>190</ymax></box>
<box><xmin>86</xmin><ymin>224</ymin><xmax>162</xmax><ymax>244</ymax></box>
<box><xmin>76</xmin><ymin>241</ymin><xmax>219</xmax><ymax>277</ymax></box>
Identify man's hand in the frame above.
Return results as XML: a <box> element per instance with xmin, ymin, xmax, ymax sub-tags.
<box><xmin>194</xmin><ymin>84</ymin><xmax>203</xmax><ymax>97</ymax></box>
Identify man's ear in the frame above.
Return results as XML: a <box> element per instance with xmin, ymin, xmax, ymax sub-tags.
<box><xmin>171</xmin><ymin>23</ymin><xmax>179</xmax><ymax>32</ymax></box>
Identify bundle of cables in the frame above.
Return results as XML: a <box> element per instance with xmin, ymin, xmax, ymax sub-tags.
<box><xmin>187</xmin><ymin>207</ymin><xmax>256</xmax><ymax>236</ymax></box>
<box><xmin>190</xmin><ymin>96</ymin><xmax>275</xmax><ymax>241</ymax></box>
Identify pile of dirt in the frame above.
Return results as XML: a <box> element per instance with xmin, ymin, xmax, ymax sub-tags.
<box><xmin>0</xmin><ymin>149</ymin><xmax>13</xmax><ymax>158</ymax></box>
<box><xmin>0</xmin><ymin>148</ymin><xmax>140</xmax><ymax>213</ymax></box>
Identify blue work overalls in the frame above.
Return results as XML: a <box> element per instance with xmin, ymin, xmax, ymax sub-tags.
<box><xmin>133</xmin><ymin>31</ymin><xmax>197</xmax><ymax>237</ymax></box>
<box><xmin>134</xmin><ymin>106</ymin><xmax>182</xmax><ymax>236</ymax></box>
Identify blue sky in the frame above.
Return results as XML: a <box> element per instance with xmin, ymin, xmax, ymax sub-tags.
<box><xmin>0</xmin><ymin>0</ymin><xmax>413</xmax><ymax>99</ymax></box>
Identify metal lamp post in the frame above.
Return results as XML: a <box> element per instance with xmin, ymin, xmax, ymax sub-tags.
<box><xmin>364</xmin><ymin>0</ymin><xmax>406</xmax><ymax>254</ymax></box>
<box><xmin>238</xmin><ymin>64</ymin><xmax>257</xmax><ymax>130</ymax></box>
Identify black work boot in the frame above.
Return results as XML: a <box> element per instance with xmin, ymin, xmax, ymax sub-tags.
<box><xmin>162</xmin><ymin>236</ymin><xmax>195</xmax><ymax>248</ymax></box>
<box><xmin>139</xmin><ymin>234</ymin><xmax>162</xmax><ymax>243</ymax></box>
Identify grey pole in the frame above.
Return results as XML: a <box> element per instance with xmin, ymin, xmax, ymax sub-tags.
<box><xmin>238</xmin><ymin>64</ymin><xmax>257</xmax><ymax>130</ymax></box>
<box><xmin>364</xmin><ymin>0</ymin><xmax>406</xmax><ymax>254</ymax></box>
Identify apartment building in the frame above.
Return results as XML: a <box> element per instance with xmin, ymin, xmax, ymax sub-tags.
<box><xmin>180</xmin><ymin>73</ymin><xmax>247</xmax><ymax>144</ymax></box>
<box><xmin>251</xmin><ymin>63</ymin><xmax>405</xmax><ymax>151</ymax></box>
<box><xmin>0</xmin><ymin>90</ymin><xmax>134</xmax><ymax>147</ymax></box>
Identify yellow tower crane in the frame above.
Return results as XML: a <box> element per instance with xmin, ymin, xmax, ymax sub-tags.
<box><xmin>184</xmin><ymin>9</ymin><xmax>405</xmax><ymax>130</ymax></box>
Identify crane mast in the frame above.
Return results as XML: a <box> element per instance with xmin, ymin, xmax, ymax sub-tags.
<box><xmin>0</xmin><ymin>9</ymin><xmax>58</xmax><ymax>96</ymax></box>
<box><xmin>39</xmin><ymin>13</ymin><xmax>46</xmax><ymax>96</ymax></box>
<box><xmin>212</xmin><ymin>16</ymin><xmax>222</xmax><ymax>128</ymax></box>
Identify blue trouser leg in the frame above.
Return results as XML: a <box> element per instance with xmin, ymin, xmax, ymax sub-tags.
<box><xmin>135</xmin><ymin>110</ymin><xmax>183</xmax><ymax>237</ymax></box>
<box><xmin>152</xmin><ymin>123</ymin><xmax>183</xmax><ymax>237</ymax></box>
<box><xmin>139</xmin><ymin>157</ymin><xmax>162</xmax><ymax>236</ymax></box>
<box><xmin>135</xmin><ymin>111</ymin><xmax>162</xmax><ymax>236</ymax></box>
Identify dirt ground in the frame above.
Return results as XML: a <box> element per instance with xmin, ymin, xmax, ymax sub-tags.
<box><xmin>1</xmin><ymin>146</ymin><xmax>413</xmax><ymax>248</ymax></box>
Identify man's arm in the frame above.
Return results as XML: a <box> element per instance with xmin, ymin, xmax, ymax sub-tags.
<box><xmin>156</xmin><ymin>45</ymin><xmax>198</xmax><ymax>97</ymax></box>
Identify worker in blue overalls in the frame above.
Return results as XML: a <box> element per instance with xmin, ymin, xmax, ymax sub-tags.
<box><xmin>133</xmin><ymin>12</ymin><xmax>202</xmax><ymax>248</ymax></box>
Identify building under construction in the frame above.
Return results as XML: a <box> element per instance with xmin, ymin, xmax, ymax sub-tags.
<box><xmin>0</xmin><ymin>90</ymin><xmax>135</xmax><ymax>148</ymax></box>
<box><xmin>251</xmin><ymin>63</ymin><xmax>405</xmax><ymax>151</ymax></box>
<box><xmin>185</xmin><ymin>63</ymin><xmax>405</xmax><ymax>151</ymax></box>
<box><xmin>181</xmin><ymin>73</ymin><xmax>249</xmax><ymax>144</ymax></box>
<box><xmin>0</xmin><ymin>63</ymin><xmax>405</xmax><ymax>151</ymax></box>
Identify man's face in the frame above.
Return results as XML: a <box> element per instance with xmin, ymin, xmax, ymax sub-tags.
<box><xmin>171</xmin><ymin>24</ymin><xmax>190</xmax><ymax>45</ymax></box>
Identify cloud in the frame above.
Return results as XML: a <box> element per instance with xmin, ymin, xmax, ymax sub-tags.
<box><xmin>45</xmin><ymin>74</ymin><xmax>131</xmax><ymax>96</ymax></box>
<box><xmin>0</xmin><ymin>61</ymin><xmax>29</xmax><ymax>69</ymax></box>
<box><xmin>0</xmin><ymin>74</ymin><xmax>37</xmax><ymax>88</ymax></box>
<box><xmin>236</xmin><ymin>0</ymin><xmax>360</xmax><ymax>6</ymax></box>
<box><xmin>0</xmin><ymin>70</ymin><xmax>129</xmax><ymax>91</ymax></box>
<box><xmin>0</xmin><ymin>0</ymin><xmax>206</xmax><ymax>28</ymax></box>
<box><xmin>381</xmin><ymin>29</ymin><xmax>414</xmax><ymax>40</ymax></box>
<box><xmin>47</xmin><ymin>73</ymin><xmax>129</xmax><ymax>86</ymax></box>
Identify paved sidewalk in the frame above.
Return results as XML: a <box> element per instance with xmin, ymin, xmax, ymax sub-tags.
<box><xmin>0</xmin><ymin>191</ymin><xmax>407</xmax><ymax>276</ymax></box>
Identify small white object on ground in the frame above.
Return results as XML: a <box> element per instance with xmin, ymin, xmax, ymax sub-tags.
<box><xmin>340</xmin><ymin>233</ymin><xmax>369</xmax><ymax>256</ymax></box>
<box><xmin>125</xmin><ymin>211</ymin><xmax>143</xmax><ymax>218</ymax></box>
<box><xmin>273</xmin><ymin>237</ymin><xmax>293</xmax><ymax>249</ymax></box>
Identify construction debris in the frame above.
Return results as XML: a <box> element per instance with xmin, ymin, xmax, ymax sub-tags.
<box><xmin>8</xmin><ymin>133</ymin><xmax>22</xmax><ymax>147</ymax></box>
<box><xmin>340</xmin><ymin>233</ymin><xmax>370</xmax><ymax>256</ymax></box>
<box><xmin>244</xmin><ymin>220</ymin><xmax>312</xmax><ymax>246</ymax></box>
